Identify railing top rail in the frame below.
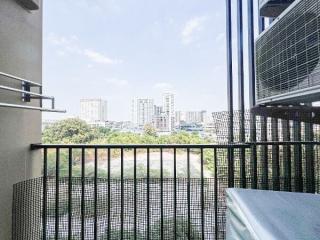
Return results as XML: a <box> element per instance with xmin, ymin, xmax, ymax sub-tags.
<box><xmin>0</xmin><ymin>71</ymin><xmax>42</xmax><ymax>87</ymax></box>
<box><xmin>30</xmin><ymin>143</ymin><xmax>250</xmax><ymax>150</ymax></box>
<box><xmin>250</xmin><ymin>141</ymin><xmax>320</xmax><ymax>145</ymax></box>
<box><xmin>30</xmin><ymin>141</ymin><xmax>320</xmax><ymax>150</ymax></box>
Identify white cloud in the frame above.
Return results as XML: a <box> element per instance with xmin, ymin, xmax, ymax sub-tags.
<box><xmin>215</xmin><ymin>32</ymin><xmax>225</xmax><ymax>42</ymax></box>
<box><xmin>153</xmin><ymin>82</ymin><xmax>174</xmax><ymax>91</ymax></box>
<box><xmin>181</xmin><ymin>16</ymin><xmax>208</xmax><ymax>45</ymax></box>
<box><xmin>105</xmin><ymin>78</ymin><xmax>129</xmax><ymax>87</ymax></box>
<box><xmin>84</xmin><ymin>49</ymin><xmax>122</xmax><ymax>65</ymax></box>
<box><xmin>47</xmin><ymin>33</ymin><xmax>122</xmax><ymax>65</ymax></box>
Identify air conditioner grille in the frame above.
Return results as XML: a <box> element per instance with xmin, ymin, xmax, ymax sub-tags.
<box><xmin>256</xmin><ymin>0</ymin><xmax>320</xmax><ymax>103</ymax></box>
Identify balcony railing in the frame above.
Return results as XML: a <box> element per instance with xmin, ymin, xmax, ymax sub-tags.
<box><xmin>12</xmin><ymin>141</ymin><xmax>320</xmax><ymax>240</ymax></box>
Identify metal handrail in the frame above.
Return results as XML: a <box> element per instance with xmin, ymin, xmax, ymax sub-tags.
<box><xmin>0</xmin><ymin>71</ymin><xmax>66</xmax><ymax>113</ymax></box>
<box><xmin>30</xmin><ymin>143</ymin><xmax>251</xmax><ymax>149</ymax></box>
<box><xmin>0</xmin><ymin>103</ymin><xmax>66</xmax><ymax>113</ymax></box>
<box><xmin>0</xmin><ymin>85</ymin><xmax>53</xmax><ymax>99</ymax></box>
<box><xmin>0</xmin><ymin>71</ymin><xmax>41</xmax><ymax>87</ymax></box>
<box><xmin>30</xmin><ymin>141</ymin><xmax>320</xmax><ymax>150</ymax></box>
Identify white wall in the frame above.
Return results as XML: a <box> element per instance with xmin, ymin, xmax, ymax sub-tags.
<box><xmin>0</xmin><ymin>0</ymin><xmax>42</xmax><ymax>238</ymax></box>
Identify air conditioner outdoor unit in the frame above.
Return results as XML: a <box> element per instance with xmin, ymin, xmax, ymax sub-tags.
<box><xmin>256</xmin><ymin>0</ymin><xmax>320</xmax><ymax>105</ymax></box>
<box><xmin>259</xmin><ymin>0</ymin><xmax>295</xmax><ymax>17</ymax></box>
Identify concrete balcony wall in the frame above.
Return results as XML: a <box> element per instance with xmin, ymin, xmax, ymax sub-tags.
<box><xmin>0</xmin><ymin>0</ymin><xmax>42</xmax><ymax>238</ymax></box>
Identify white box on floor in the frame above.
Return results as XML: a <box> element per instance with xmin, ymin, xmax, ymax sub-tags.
<box><xmin>226</xmin><ymin>189</ymin><xmax>320</xmax><ymax>240</ymax></box>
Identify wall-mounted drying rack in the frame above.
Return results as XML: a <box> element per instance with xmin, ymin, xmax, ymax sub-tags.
<box><xmin>0</xmin><ymin>71</ymin><xmax>66</xmax><ymax>113</ymax></box>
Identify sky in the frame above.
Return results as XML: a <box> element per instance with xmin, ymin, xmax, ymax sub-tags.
<box><xmin>42</xmin><ymin>0</ymin><xmax>259</xmax><ymax>121</ymax></box>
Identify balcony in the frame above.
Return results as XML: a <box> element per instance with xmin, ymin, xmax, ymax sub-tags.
<box><xmin>12</xmin><ymin>135</ymin><xmax>320</xmax><ymax>239</ymax></box>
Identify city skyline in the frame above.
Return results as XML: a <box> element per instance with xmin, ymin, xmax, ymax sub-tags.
<box><xmin>69</xmin><ymin>93</ymin><xmax>209</xmax><ymax>123</ymax></box>
<box><xmin>41</xmin><ymin>0</ymin><xmax>251</xmax><ymax>122</ymax></box>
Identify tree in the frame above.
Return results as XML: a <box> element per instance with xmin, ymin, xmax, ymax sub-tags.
<box><xmin>42</xmin><ymin>118</ymin><xmax>95</xmax><ymax>144</ymax></box>
<box><xmin>143</xmin><ymin>124</ymin><xmax>157</xmax><ymax>136</ymax></box>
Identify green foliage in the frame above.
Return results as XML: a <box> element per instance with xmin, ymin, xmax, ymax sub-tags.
<box><xmin>143</xmin><ymin>123</ymin><xmax>157</xmax><ymax>136</ymax></box>
<box><xmin>43</xmin><ymin>119</ymin><xmax>212</xmax><ymax>145</ymax></box>
<box><xmin>43</xmin><ymin>118</ymin><xmax>97</xmax><ymax>144</ymax></box>
<box><xmin>42</xmin><ymin>119</ymin><xmax>216</xmax><ymax>177</ymax></box>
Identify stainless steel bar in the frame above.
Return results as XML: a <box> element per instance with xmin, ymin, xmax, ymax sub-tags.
<box><xmin>0</xmin><ymin>71</ymin><xmax>41</xmax><ymax>87</ymax></box>
<box><xmin>0</xmin><ymin>102</ymin><xmax>66</xmax><ymax>112</ymax></box>
<box><xmin>0</xmin><ymin>84</ymin><xmax>53</xmax><ymax>99</ymax></box>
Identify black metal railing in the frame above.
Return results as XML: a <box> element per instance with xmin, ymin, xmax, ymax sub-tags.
<box><xmin>12</xmin><ymin>142</ymin><xmax>320</xmax><ymax>240</ymax></box>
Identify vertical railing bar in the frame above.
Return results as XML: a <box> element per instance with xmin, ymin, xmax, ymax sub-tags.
<box><xmin>305</xmin><ymin>111</ymin><xmax>315</xmax><ymax>193</ymax></box>
<box><xmin>228</xmin><ymin>147</ymin><xmax>234</xmax><ymax>188</ymax></box>
<box><xmin>187</xmin><ymin>148</ymin><xmax>191</xmax><ymax>240</ymax></box>
<box><xmin>250</xmin><ymin>113</ymin><xmax>257</xmax><ymax>189</ymax></box>
<box><xmin>214</xmin><ymin>148</ymin><xmax>218</xmax><ymax>240</ymax></box>
<box><xmin>293</xmin><ymin>120</ymin><xmax>303</xmax><ymax>192</ymax></box>
<box><xmin>147</xmin><ymin>148</ymin><xmax>150</xmax><ymax>240</ymax></box>
<box><xmin>160</xmin><ymin>148</ymin><xmax>164</xmax><ymax>240</ymax></box>
<box><xmin>68</xmin><ymin>148</ymin><xmax>73</xmax><ymax>240</ymax></box>
<box><xmin>121</xmin><ymin>147</ymin><xmax>124</xmax><ymax>240</ymax></box>
<box><xmin>55</xmin><ymin>148</ymin><xmax>60</xmax><ymax>240</ymax></box>
<box><xmin>247</xmin><ymin>0</ymin><xmax>255</xmax><ymax>107</ymax></box>
<box><xmin>271</xmin><ymin>118</ymin><xmax>280</xmax><ymax>191</ymax></box>
<box><xmin>261</xmin><ymin>117</ymin><xmax>268</xmax><ymax>190</ymax></box>
<box><xmin>174</xmin><ymin>147</ymin><xmax>177</xmax><ymax>239</ymax></box>
<box><xmin>226</xmin><ymin>0</ymin><xmax>234</xmax><ymax>189</ymax></box>
<box><xmin>43</xmin><ymin>148</ymin><xmax>48</xmax><ymax>240</ymax></box>
<box><xmin>237</xmin><ymin>0</ymin><xmax>246</xmax><ymax>189</ymax></box>
<box><xmin>81</xmin><ymin>148</ymin><xmax>85</xmax><ymax>240</ymax></box>
<box><xmin>107</xmin><ymin>148</ymin><xmax>111</xmax><ymax>239</ymax></box>
<box><xmin>94</xmin><ymin>148</ymin><xmax>98</xmax><ymax>240</ymax></box>
<box><xmin>240</xmin><ymin>147</ymin><xmax>246</xmax><ymax>188</ymax></box>
<box><xmin>200</xmin><ymin>148</ymin><xmax>205</xmax><ymax>240</ymax></box>
<box><xmin>282</xmin><ymin>119</ymin><xmax>291</xmax><ymax>191</ymax></box>
<box><xmin>226</xmin><ymin>0</ymin><xmax>234</xmax><ymax>144</ymax></box>
<box><xmin>134</xmin><ymin>148</ymin><xmax>137</xmax><ymax>240</ymax></box>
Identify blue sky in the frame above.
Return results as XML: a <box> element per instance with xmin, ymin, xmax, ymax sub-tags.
<box><xmin>42</xmin><ymin>0</ymin><xmax>257</xmax><ymax>121</ymax></box>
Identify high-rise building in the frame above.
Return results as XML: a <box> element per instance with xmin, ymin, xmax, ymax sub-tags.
<box><xmin>185</xmin><ymin>110</ymin><xmax>207</xmax><ymax>124</ymax></box>
<box><xmin>132</xmin><ymin>98</ymin><xmax>154</xmax><ymax>128</ymax></box>
<box><xmin>153</xmin><ymin>114</ymin><xmax>169</xmax><ymax>132</ymax></box>
<box><xmin>162</xmin><ymin>92</ymin><xmax>175</xmax><ymax>131</ymax></box>
<box><xmin>175</xmin><ymin>110</ymin><xmax>207</xmax><ymax>125</ymax></box>
<box><xmin>153</xmin><ymin>105</ymin><xmax>163</xmax><ymax>116</ymax></box>
<box><xmin>80</xmin><ymin>99</ymin><xmax>108</xmax><ymax>123</ymax></box>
